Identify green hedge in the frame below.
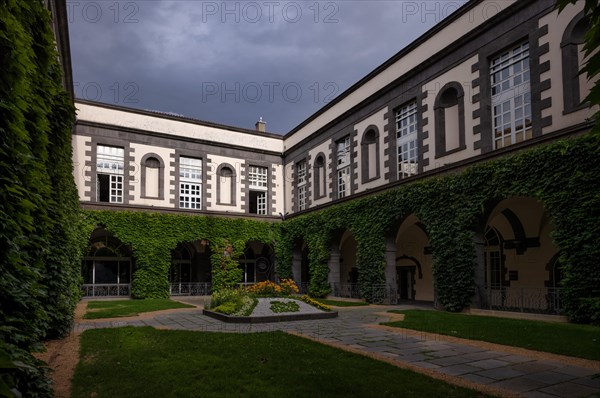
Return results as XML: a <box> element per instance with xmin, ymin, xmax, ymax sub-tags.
<box><xmin>83</xmin><ymin>211</ymin><xmax>280</xmax><ymax>298</ymax></box>
<box><xmin>278</xmin><ymin>133</ymin><xmax>600</xmax><ymax>323</ymax></box>
<box><xmin>0</xmin><ymin>1</ymin><xmax>84</xmax><ymax>396</ymax></box>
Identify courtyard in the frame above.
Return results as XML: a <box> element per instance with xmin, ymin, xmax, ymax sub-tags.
<box><xmin>42</xmin><ymin>298</ymin><xmax>600</xmax><ymax>398</ymax></box>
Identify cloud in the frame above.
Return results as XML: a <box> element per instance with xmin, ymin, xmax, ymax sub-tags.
<box><xmin>69</xmin><ymin>0</ymin><xmax>465</xmax><ymax>133</ymax></box>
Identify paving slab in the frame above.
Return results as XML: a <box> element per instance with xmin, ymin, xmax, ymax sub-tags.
<box><xmin>539</xmin><ymin>381</ymin><xmax>600</xmax><ymax>397</ymax></box>
<box><xmin>489</xmin><ymin>376</ymin><xmax>550</xmax><ymax>393</ymax></box>
<box><xmin>436</xmin><ymin>363</ymin><xmax>485</xmax><ymax>376</ymax></box>
<box><xmin>525</xmin><ymin>371</ymin><xmax>576</xmax><ymax>384</ymax></box>
<box><xmin>476</xmin><ymin>367</ymin><xmax>528</xmax><ymax>380</ymax></box>
<box><xmin>469</xmin><ymin>358</ymin><xmax>512</xmax><ymax>370</ymax></box>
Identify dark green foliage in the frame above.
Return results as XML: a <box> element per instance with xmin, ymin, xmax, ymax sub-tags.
<box><xmin>0</xmin><ymin>1</ymin><xmax>83</xmax><ymax>396</ymax></box>
<box><xmin>269</xmin><ymin>300</ymin><xmax>300</xmax><ymax>313</ymax></box>
<box><xmin>83</xmin><ymin>211</ymin><xmax>279</xmax><ymax>298</ymax></box>
<box><xmin>279</xmin><ymin>133</ymin><xmax>600</xmax><ymax>322</ymax></box>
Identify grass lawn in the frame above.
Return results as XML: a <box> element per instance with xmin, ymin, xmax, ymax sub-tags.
<box><xmin>316</xmin><ymin>299</ymin><xmax>369</xmax><ymax>307</ymax></box>
<box><xmin>72</xmin><ymin>327</ymin><xmax>493</xmax><ymax>398</ymax></box>
<box><xmin>384</xmin><ymin>310</ymin><xmax>600</xmax><ymax>361</ymax></box>
<box><xmin>84</xmin><ymin>299</ymin><xmax>194</xmax><ymax>319</ymax></box>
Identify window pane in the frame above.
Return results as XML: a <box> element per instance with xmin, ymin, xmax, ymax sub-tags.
<box><xmin>396</xmin><ymin>101</ymin><xmax>419</xmax><ymax>178</ymax></box>
<box><xmin>248</xmin><ymin>166</ymin><xmax>268</xmax><ymax>189</ymax></box>
<box><xmin>491</xmin><ymin>41</ymin><xmax>531</xmax><ymax>149</ymax></box>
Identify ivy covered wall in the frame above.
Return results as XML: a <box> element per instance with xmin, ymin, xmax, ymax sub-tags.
<box><xmin>0</xmin><ymin>1</ymin><xmax>84</xmax><ymax>396</ymax></box>
<box><xmin>82</xmin><ymin>211</ymin><xmax>280</xmax><ymax>298</ymax></box>
<box><xmin>277</xmin><ymin>133</ymin><xmax>600</xmax><ymax>324</ymax></box>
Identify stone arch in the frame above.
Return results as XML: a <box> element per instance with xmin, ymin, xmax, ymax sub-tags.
<box><xmin>391</xmin><ymin>214</ymin><xmax>434</xmax><ymax>302</ymax></box>
<box><xmin>476</xmin><ymin>197</ymin><xmax>560</xmax><ymax>313</ymax></box>
<box><xmin>82</xmin><ymin>227</ymin><xmax>135</xmax><ymax>297</ymax></box>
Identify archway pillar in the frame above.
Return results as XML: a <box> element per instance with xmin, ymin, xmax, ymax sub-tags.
<box><xmin>327</xmin><ymin>246</ymin><xmax>341</xmax><ymax>286</ymax></box>
<box><xmin>385</xmin><ymin>236</ymin><xmax>397</xmax><ymax>288</ymax></box>
<box><xmin>291</xmin><ymin>249</ymin><xmax>302</xmax><ymax>286</ymax></box>
<box><xmin>473</xmin><ymin>233</ymin><xmax>487</xmax><ymax>309</ymax></box>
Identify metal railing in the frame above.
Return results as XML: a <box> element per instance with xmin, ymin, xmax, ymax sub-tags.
<box><xmin>82</xmin><ymin>284</ymin><xmax>131</xmax><ymax>297</ymax></box>
<box><xmin>169</xmin><ymin>282</ymin><xmax>212</xmax><ymax>296</ymax></box>
<box><xmin>371</xmin><ymin>284</ymin><xmax>400</xmax><ymax>305</ymax></box>
<box><xmin>480</xmin><ymin>286</ymin><xmax>562</xmax><ymax>315</ymax></box>
<box><xmin>330</xmin><ymin>283</ymin><xmax>361</xmax><ymax>299</ymax></box>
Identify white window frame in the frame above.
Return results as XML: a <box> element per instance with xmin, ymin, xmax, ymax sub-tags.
<box><xmin>248</xmin><ymin>165</ymin><xmax>268</xmax><ymax>215</ymax></box>
<box><xmin>337</xmin><ymin>167</ymin><xmax>351</xmax><ymax>199</ymax></box>
<box><xmin>248</xmin><ymin>166</ymin><xmax>268</xmax><ymax>190</ymax></box>
<box><xmin>179</xmin><ymin>157</ymin><xmax>202</xmax><ymax>209</ymax></box>
<box><xmin>336</xmin><ymin>136</ymin><xmax>351</xmax><ymax>198</ymax></box>
<box><xmin>297</xmin><ymin>161</ymin><xmax>307</xmax><ymax>211</ymax></box>
<box><xmin>396</xmin><ymin>102</ymin><xmax>418</xmax><ymax>179</ymax></box>
<box><xmin>97</xmin><ymin>145</ymin><xmax>125</xmax><ymax>203</ymax></box>
<box><xmin>491</xmin><ymin>41</ymin><xmax>532</xmax><ymax>149</ymax></box>
<box><xmin>256</xmin><ymin>191</ymin><xmax>267</xmax><ymax>215</ymax></box>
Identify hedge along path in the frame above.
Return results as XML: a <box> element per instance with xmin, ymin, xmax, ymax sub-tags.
<box><xmin>278</xmin><ymin>133</ymin><xmax>600</xmax><ymax>322</ymax></box>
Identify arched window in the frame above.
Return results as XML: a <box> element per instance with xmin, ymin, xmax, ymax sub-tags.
<box><xmin>217</xmin><ymin>164</ymin><xmax>236</xmax><ymax>206</ymax></box>
<box><xmin>484</xmin><ymin>227</ymin><xmax>505</xmax><ymax>290</ymax></box>
<box><xmin>562</xmin><ymin>11</ymin><xmax>590</xmax><ymax>113</ymax></box>
<box><xmin>82</xmin><ymin>229</ymin><xmax>134</xmax><ymax>297</ymax></box>
<box><xmin>141</xmin><ymin>154</ymin><xmax>164</xmax><ymax>199</ymax></box>
<box><xmin>360</xmin><ymin>126</ymin><xmax>380</xmax><ymax>183</ymax></box>
<box><xmin>434</xmin><ymin>82</ymin><xmax>465</xmax><ymax>158</ymax></box>
<box><xmin>313</xmin><ymin>154</ymin><xmax>326</xmax><ymax>200</ymax></box>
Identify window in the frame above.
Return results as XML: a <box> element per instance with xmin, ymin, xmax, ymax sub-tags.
<box><xmin>217</xmin><ymin>164</ymin><xmax>236</xmax><ymax>206</ymax></box>
<box><xmin>484</xmin><ymin>227</ymin><xmax>504</xmax><ymax>290</ymax></box>
<box><xmin>179</xmin><ymin>157</ymin><xmax>202</xmax><ymax>209</ymax></box>
<box><xmin>96</xmin><ymin>145</ymin><xmax>124</xmax><ymax>203</ymax></box>
<box><xmin>361</xmin><ymin>128</ymin><xmax>380</xmax><ymax>183</ymax></box>
<box><xmin>336</xmin><ymin>136</ymin><xmax>351</xmax><ymax>198</ymax></box>
<box><xmin>141</xmin><ymin>155</ymin><xmax>162</xmax><ymax>199</ymax></box>
<box><xmin>562</xmin><ymin>12</ymin><xmax>590</xmax><ymax>113</ymax></box>
<box><xmin>248</xmin><ymin>165</ymin><xmax>268</xmax><ymax>189</ymax></box>
<box><xmin>248</xmin><ymin>165</ymin><xmax>268</xmax><ymax>215</ymax></box>
<box><xmin>434</xmin><ymin>82</ymin><xmax>465</xmax><ymax>158</ymax></box>
<box><xmin>296</xmin><ymin>160</ymin><xmax>307</xmax><ymax>211</ymax></box>
<box><xmin>313</xmin><ymin>154</ymin><xmax>326</xmax><ymax>200</ymax></box>
<box><xmin>491</xmin><ymin>41</ymin><xmax>531</xmax><ymax>149</ymax></box>
<box><xmin>396</xmin><ymin>102</ymin><xmax>418</xmax><ymax>178</ymax></box>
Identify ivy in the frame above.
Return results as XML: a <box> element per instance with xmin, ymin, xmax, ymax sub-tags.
<box><xmin>279</xmin><ymin>133</ymin><xmax>600</xmax><ymax>323</ymax></box>
<box><xmin>83</xmin><ymin>211</ymin><xmax>280</xmax><ymax>298</ymax></box>
<box><xmin>0</xmin><ymin>1</ymin><xmax>83</xmax><ymax>396</ymax></box>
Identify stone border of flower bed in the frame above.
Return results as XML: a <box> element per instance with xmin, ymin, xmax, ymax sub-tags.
<box><xmin>202</xmin><ymin>309</ymin><xmax>338</xmax><ymax>323</ymax></box>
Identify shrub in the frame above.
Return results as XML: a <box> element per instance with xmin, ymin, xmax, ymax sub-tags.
<box><xmin>210</xmin><ymin>289</ymin><xmax>245</xmax><ymax>309</ymax></box>
<box><xmin>209</xmin><ymin>288</ymin><xmax>257</xmax><ymax>316</ymax></box>
<box><xmin>213</xmin><ymin>302</ymin><xmax>238</xmax><ymax>315</ymax></box>
<box><xmin>270</xmin><ymin>301</ymin><xmax>300</xmax><ymax>313</ymax></box>
<box><xmin>280</xmin><ymin>279</ymin><xmax>300</xmax><ymax>295</ymax></box>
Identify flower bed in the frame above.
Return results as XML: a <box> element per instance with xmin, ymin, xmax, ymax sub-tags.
<box><xmin>204</xmin><ymin>280</ymin><xmax>337</xmax><ymax>323</ymax></box>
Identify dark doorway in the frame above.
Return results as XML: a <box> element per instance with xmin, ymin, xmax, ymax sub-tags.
<box><xmin>396</xmin><ymin>267</ymin><xmax>414</xmax><ymax>300</ymax></box>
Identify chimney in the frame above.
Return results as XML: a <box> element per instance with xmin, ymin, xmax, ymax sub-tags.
<box><xmin>255</xmin><ymin>117</ymin><xmax>266</xmax><ymax>133</ymax></box>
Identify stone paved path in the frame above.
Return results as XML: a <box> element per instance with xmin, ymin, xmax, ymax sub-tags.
<box><xmin>77</xmin><ymin>301</ymin><xmax>600</xmax><ymax>398</ymax></box>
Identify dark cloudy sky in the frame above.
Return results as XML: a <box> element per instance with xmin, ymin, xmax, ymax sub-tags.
<box><xmin>68</xmin><ymin>1</ymin><xmax>467</xmax><ymax>134</ymax></box>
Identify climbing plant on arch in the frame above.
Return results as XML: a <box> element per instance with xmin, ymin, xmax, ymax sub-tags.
<box><xmin>277</xmin><ymin>133</ymin><xmax>600</xmax><ymax>324</ymax></box>
<box><xmin>82</xmin><ymin>211</ymin><xmax>280</xmax><ymax>298</ymax></box>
